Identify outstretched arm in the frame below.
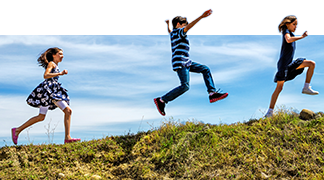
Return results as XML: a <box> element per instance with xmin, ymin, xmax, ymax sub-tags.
<box><xmin>184</xmin><ymin>9</ymin><xmax>212</xmax><ymax>33</ymax></box>
<box><xmin>285</xmin><ymin>31</ymin><xmax>308</xmax><ymax>43</ymax></box>
<box><xmin>166</xmin><ymin>20</ymin><xmax>171</xmax><ymax>33</ymax></box>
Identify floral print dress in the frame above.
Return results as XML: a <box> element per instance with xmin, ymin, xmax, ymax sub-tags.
<box><xmin>26</xmin><ymin>65</ymin><xmax>70</xmax><ymax>110</ymax></box>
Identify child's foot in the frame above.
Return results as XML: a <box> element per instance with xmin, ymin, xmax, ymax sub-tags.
<box><xmin>264</xmin><ymin>111</ymin><xmax>273</xmax><ymax>118</ymax></box>
<box><xmin>209</xmin><ymin>91</ymin><xmax>228</xmax><ymax>103</ymax></box>
<box><xmin>11</xmin><ymin>128</ymin><xmax>18</xmax><ymax>145</ymax></box>
<box><xmin>302</xmin><ymin>86</ymin><xmax>319</xmax><ymax>95</ymax></box>
<box><xmin>154</xmin><ymin>97</ymin><xmax>166</xmax><ymax>116</ymax></box>
<box><xmin>64</xmin><ymin>138</ymin><xmax>81</xmax><ymax>144</ymax></box>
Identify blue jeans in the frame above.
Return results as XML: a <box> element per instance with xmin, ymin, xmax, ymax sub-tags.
<box><xmin>161</xmin><ymin>62</ymin><xmax>216</xmax><ymax>103</ymax></box>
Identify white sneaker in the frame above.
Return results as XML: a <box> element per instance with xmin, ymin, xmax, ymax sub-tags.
<box><xmin>302</xmin><ymin>86</ymin><xmax>319</xmax><ymax>95</ymax></box>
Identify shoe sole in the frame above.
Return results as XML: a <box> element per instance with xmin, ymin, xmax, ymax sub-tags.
<box><xmin>64</xmin><ymin>138</ymin><xmax>81</xmax><ymax>144</ymax></box>
<box><xmin>264</xmin><ymin>114</ymin><xmax>273</xmax><ymax>118</ymax></box>
<box><xmin>210</xmin><ymin>93</ymin><xmax>228</xmax><ymax>103</ymax></box>
<box><xmin>154</xmin><ymin>98</ymin><xmax>165</xmax><ymax>116</ymax></box>
<box><xmin>302</xmin><ymin>91</ymin><xmax>319</xmax><ymax>95</ymax></box>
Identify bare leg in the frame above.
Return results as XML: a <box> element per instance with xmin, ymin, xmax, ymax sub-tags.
<box><xmin>55</xmin><ymin>100</ymin><xmax>80</xmax><ymax>143</ymax></box>
<box><xmin>296</xmin><ymin>60</ymin><xmax>315</xmax><ymax>83</ymax></box>
<box><xmin>297</xmin><ymin>60</ymin><xmax>318</xmax><ymax>95</ymax></box>
<box><xmin>16</xmin><ymin>114</ymin><xmax>46</xmax><ymax>136</ymax></box>
<box><xmin>63</xmin><ymin>106</ymin><xmax>72</xmax><ymax>140</ymax></box>
<box><xmin>269</xmin><ymin>81</ymin><xmax>285</xmax><ymax>109</ymax></box>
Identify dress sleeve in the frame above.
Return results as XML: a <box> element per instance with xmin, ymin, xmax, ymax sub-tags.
<box><xmin>282</xmin><ymin>28</ymin><xmax>290</xmax><ymax>35</ymax></box>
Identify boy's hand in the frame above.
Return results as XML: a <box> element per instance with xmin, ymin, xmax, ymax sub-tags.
<box><xmin>164</xmin><ymin>18</ymin><xmax>171</xmax><ymax>25</ymax></box>
<box><xmin>164</xmin><ymin>18</ymin><xmax>172</xmax><ymax>33</ymax></box>
<box><xmin>201</xmin><ymin>9</ymin><xmax>212</xmax><ymax>18</ymax></box>
<box><xmin>184</xmin><ymin>9</ymin><xmax>212</xmax><ymax>33</ymax></box>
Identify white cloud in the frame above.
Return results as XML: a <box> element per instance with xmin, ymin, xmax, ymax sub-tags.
<box><xmin>0</xmin><ymin>35</ymin><xmax>169</xmax><ymax>86</ymax></box>
<box><xmin>193</xmin><ymin>41</ymin><xmax>278</xmax><ymax>66</ymax></box>
<box><xmin>188</xmin><ymin>40</ymin><xmax>278</xmax><ymax>85</ymax></box>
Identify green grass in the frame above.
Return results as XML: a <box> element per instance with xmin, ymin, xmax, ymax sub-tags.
<box><xmin>1</xmin><ymin>108</ymin><xmax>324</xmax><ymax>179</ymax></box>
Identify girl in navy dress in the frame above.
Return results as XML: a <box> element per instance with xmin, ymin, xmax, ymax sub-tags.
<box><xmin>11</xmin><ymin>47</ymin><xmax>80</xmax><ymax>144</ymax></box>
<box><xmin>265</xmin><ymin>16</ymin><xmax>319</xmax><ymax>117</ymax></box>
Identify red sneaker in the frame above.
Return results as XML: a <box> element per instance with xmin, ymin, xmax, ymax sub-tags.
<box><xmin>64</xmin><ymin>138</ymin><xmax>81</xmax><ymax>144</ymax></box>
<box><xmin>11</xmin><ymin>128</ymin><xmax>18</xmax><ymax>145</ymax></box>
<box><xmin>154</xmin><ymin>97</ymin><xmax>166</xmax><ymax>116</ymax></box>
<box><xmin>209</xmin><ymin>91</ymin><xmax>228</xmax><ymax>103</ymax></box>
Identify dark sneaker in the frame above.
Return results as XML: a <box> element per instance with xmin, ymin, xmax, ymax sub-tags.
<box><xmin>154</xmin><ymin>97</ymin><xmax>166</xmax><ymax>116</ymax></box>
<box><xmin>209</xmin><ymin>91</ymin><xmax>228</xmax><ymax>103</ymax></box>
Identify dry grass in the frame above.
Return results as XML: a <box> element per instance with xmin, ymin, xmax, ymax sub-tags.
<box><xmin>1</xmin><ymin>108</ymin><xmax>324</xmax><ymax>179</ymax></box>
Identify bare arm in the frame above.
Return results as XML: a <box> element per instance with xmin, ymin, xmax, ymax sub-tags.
<box><xmin>184</xmin><ymin>9</ymin><xmax>212</xmax><ymax>33</ymax></box>
<box><xmin>166</xmin><ymin>20</ymin><xmax>171</xmax><ymax>33</ymax></box>
<box><xmin>43</xmin><ymin>61</ymin><xmax>68</xmax><ymax>79</ymax></box>
<box><xmin>285</xmin><ymin>31</ymin><xmax>308</xmax><ymax>43</ymax></box>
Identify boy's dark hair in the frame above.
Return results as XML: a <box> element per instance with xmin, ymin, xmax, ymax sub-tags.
<box><xmin>172</xmin><ymin>16</ymin><xmax>188</xmax><ymax>29</ymax></box>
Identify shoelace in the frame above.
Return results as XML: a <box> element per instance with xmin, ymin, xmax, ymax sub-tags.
<box><xmin>210</xmin><ymin>89</ymin><xmax>225</xmax><ymax>96</ymax></box>
<box><xmin>215</xmin><ymin>88</ymin><xmax>224</xmax><ymax>94</ymax></box>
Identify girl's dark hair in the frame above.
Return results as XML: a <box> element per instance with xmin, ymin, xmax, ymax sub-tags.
<box><xmin>37</xmin><ymin>47</ymin><xmax>63</xmax><ymax>68</ymax></box>
<box><xmin>278</xmin><ymin>15</ymin><xmax>297</xmax><ymax>32</ymax></box>
<box><xmin>172</xmin><ymin>16</ymin><xmax>188</xmax><ymax>29</ymax></box>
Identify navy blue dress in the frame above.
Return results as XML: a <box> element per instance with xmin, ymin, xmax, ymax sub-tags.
<box><xmin>26</xmin><ymin>65</ymin><xmax>70</xmax><ymax>110</ymax></box>
<box><xmin>274</xmin><ymin>28</ymin><xmax>305</xmax><ymax>82</ymax></box>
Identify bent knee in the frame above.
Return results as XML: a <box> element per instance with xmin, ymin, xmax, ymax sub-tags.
<box><xmin>181</xmin><ymin>83</ymin><xmax>190</xmax><ymax>92</ymax></box>
<box><xmin>64</xmin><ymin>107</ymin><xmax>72</xmax><ymax>115</ymax></box>
<box><xmin>305</xmin><ymin>60</ymin><xmax>316</xmax><ymax>68</ymax></box>
<box><xmin>310</xmin><ymin>60</ymin><xmax>316</xmax><ymax>67</ymax></box>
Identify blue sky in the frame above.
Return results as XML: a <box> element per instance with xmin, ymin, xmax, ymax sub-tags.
<box><xmin>1</xmin><ymin>35</ymin><xmax>324</xmax><ymax>147</ymax></box>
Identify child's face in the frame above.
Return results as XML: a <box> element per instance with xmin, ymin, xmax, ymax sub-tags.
<box><xmin>53</xmin><ymin>50</ymin><xmax>64</xmax><ymax>63</ymax></box>
<box><xmin>286</xmin><ymin>19</ymin><xmax>298</xmax><ymax>32</ymax></box>
<box><xmin>177</xmin><ymin>22</ymin><xmax>188</xmax><ymax>29</ymax></box>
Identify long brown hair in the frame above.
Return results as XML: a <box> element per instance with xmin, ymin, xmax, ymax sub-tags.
<box><xmin>37</xmin><ymin>47</ymin><xmax>63</xmax><ymax>68</ymax></box>
<box><xmin>278</xmin><ymin>15</ymin><xmax>297</xmax><ymax>32</ymax></box>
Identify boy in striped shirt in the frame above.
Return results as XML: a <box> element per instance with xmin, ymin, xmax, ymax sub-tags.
<box><xmin>154</xmin><ymin>9</ymin><xmax>228</xmax><ymax>116</ymax></box>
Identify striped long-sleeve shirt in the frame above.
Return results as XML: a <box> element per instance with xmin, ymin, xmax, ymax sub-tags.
<box><xmin>170</xmin><ymin>28</ymin><xmax>192</xmax><ymax>71</ymax></box>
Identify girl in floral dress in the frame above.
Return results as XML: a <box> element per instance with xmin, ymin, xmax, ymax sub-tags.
<box><xmin>11</xmin><ymin>47</ymin><xmax>80</xmax><ymax>144</ymax></box>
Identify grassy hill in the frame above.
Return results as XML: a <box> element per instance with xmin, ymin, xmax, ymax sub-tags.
<box><xmin>1</xmin><ymin>108</ymin><xmax>324</xmax><ymax>179</ymax></box>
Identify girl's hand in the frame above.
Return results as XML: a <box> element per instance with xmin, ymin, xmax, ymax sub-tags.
<box><xmin>302</xmin><ymin>31</ymin><xmax>308</xmax><ymax>38</ymax></box>
<box><xmin>61</xmin><ymin>70</ymin><xmax>68</xmax><ymax>75</ymax></box>
<box><xmin>165</xmin><ymin>20</ymin><xmax>169</xmax><ymax>24</ymax></box>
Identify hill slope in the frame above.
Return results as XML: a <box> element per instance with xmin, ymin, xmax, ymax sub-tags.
<box><xmin>1</xmin><ymin>109</ymin><xmax>324</xmax><ymax>179</ymax></box>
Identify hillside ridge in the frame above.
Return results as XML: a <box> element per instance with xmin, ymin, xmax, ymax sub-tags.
<box><xmin>1</xmin><ymin>108</ymin><xmax>324</xmax><ymax>179</ymax></box>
